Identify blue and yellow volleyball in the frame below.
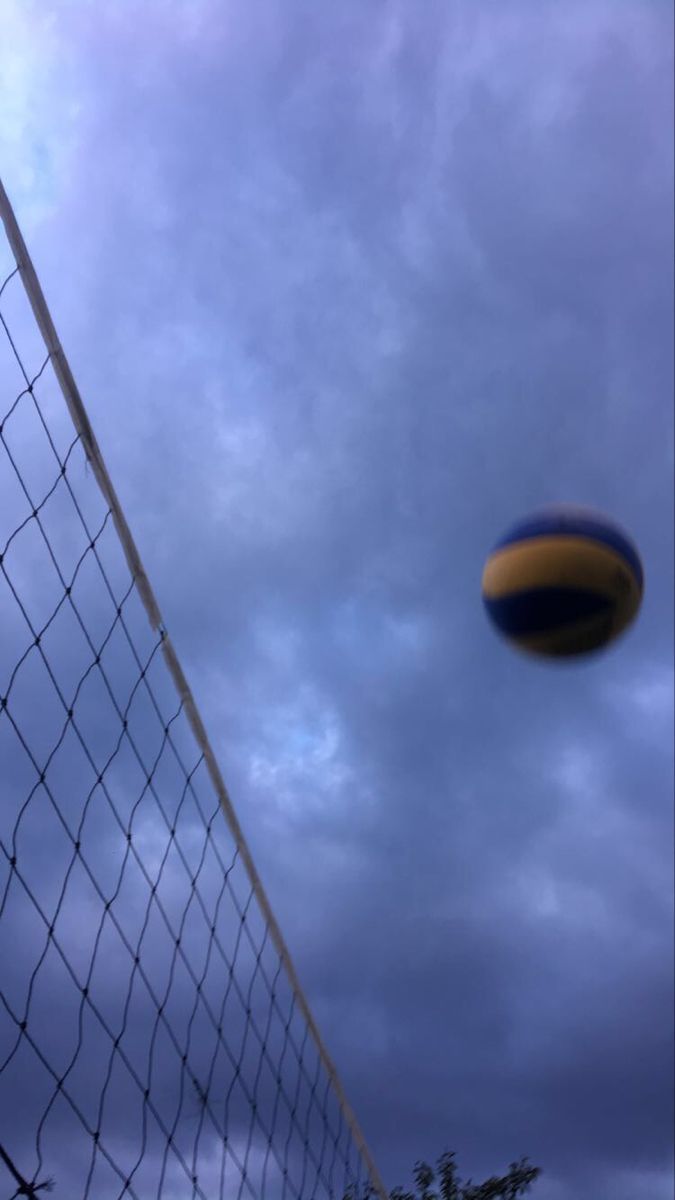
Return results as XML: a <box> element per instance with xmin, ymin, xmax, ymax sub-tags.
<box><xmin>482</xmin><ymin>506</ymin><xmax>643</xmax><ymax>658</ymax></box>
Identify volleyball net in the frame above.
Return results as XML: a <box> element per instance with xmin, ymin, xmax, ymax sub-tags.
<box><xmin>0</xmin><ymin>180</ymin><xmax>385</xmax><ymax>1200</ymax></box>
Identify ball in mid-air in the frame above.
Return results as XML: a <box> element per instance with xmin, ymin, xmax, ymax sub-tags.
<box><xmin>481</xmin><ymin>506</ymin><xmax>643</xmax><ymax>658</ymax></box>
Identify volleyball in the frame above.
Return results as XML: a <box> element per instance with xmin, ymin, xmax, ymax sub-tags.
<box><xmin>482</xmin><ymin>505</ymin><xmax>643</xmax><ymax>658</ymax></box>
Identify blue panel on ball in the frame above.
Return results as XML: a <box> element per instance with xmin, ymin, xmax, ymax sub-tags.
<box><xmin>493</xmin><ymin>511</ymin><xmax>643</xmax><ymax>589</ymax></box>
<box><xmin>483</xmin><ymin>587</ymin><xmax>614</xmax><ymax>637</ymax></box>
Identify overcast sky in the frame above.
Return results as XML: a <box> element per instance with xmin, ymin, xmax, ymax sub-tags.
<box><xmin>1</xmin><ymin>2</ymin><xmax>673</xmax><ymax>1198</ymax></box>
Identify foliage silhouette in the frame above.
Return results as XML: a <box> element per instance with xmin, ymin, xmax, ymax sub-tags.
<box><xmin>343</xmin><ymin>1150</ymin><xmax>541</xmax><ymax>1200</ymax></box>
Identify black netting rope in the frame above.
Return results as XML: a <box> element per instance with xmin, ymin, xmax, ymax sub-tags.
<box><xmin>0</xmin><ymin>185</ymin><xmax>385</xmax><ymax>1200</ymax></box>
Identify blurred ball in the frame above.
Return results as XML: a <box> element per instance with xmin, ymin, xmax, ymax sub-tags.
<box><xmin>482</xmin><ymin>505</ymin><xmax>643</xmax><ymax>658</ymax></box>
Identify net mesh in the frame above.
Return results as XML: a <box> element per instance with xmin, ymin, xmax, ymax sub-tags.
<box><xmin>0</xmin><ymin>204</ymin><xmax>383</xmax><ymax>1200</ymax></box>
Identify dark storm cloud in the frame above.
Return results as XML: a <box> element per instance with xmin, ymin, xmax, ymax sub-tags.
<box><xmin>1</xmin><ymin>2</ymin><xmax>673</xmax><ymax>1198</ymax></box>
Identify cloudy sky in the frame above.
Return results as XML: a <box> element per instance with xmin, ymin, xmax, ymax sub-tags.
<box><xmin>1</xmin><ymin>2</ymin><xmax>673</xmax><ymax>1198</ymax></box>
